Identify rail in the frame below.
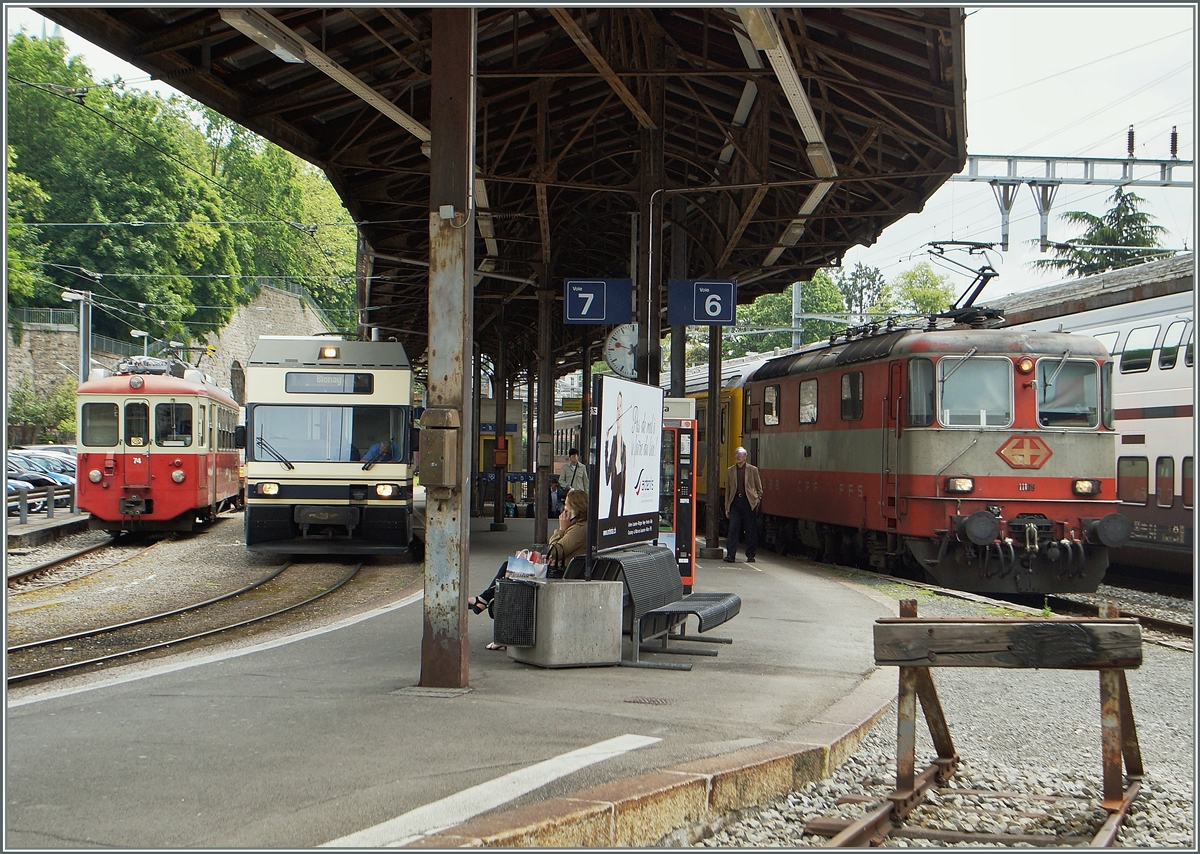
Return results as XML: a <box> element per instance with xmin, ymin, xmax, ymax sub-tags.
<box><xmin>7</xmin><ymin>485</ymin><xmax>79</xmax><ymax>523</ymax></box>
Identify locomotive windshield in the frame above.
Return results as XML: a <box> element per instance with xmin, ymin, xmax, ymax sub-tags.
<box><xmin>1036</xmin><ymin>359</ymin><xmax>1100</xmax><ymax>427</ymax></box>
<box><xmin>249</xmin><ymin>404</ymin><xmax>412</xmax><ymax>464</ymax></box>
<box><xmin>937</xmin><ymin>356</ymin><xmax>1012</xmax><ymax>427</ymax></box>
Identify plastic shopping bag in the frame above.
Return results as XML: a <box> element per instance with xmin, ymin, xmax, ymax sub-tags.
<box><xmin>506</xmin><ymin>549</ymin><xmax>547</xmax><ymax>579</ymax></box>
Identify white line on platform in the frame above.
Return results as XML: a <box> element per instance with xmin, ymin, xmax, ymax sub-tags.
<box><xmin>7</xmin><ymin>591</ymin><xmax>425</xmax><ymax>708</ymax></box>
<box><xmin>321</xmin><ymin>733</ymin><xmax>661</xmax><ymax>848</ymax></box>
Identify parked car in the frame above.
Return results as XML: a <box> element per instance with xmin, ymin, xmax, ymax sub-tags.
<box><xmin>7</xmin><ymin>478</ymin><xmax>47</xmax><ymax>515</ymax></box>
<box><xmin>6</xmin><ymin>458</ymin><xmax>70</xmax><ymax>506</ymax></box>
<box><xmin>13</xmin><ymin>444</ymin><xmax>77</xmax><ymax>456</ymax></box>
<box><xmin>17</xmin><ymin>450</ymin><xmax>76</xmax><ymax>478</ymax></box>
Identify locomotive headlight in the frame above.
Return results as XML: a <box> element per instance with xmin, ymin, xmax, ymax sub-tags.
<box><xmin>258</xmin><ymin>482</ymin><xmax>280</xmax><ymax>496</ymax></box>
<box><xmin>375</xmin><ymin>483</ymin><xmax>399</xmax><ymax>499</ymax></box>
<box><xmin>129</xmin><ymin>375</ymin><xmax>144</xmax><ymax>389</ymax></box>
<box><xmin>89</xmin><ymin>469</ymin><xmax>102</xmax><ymax>483</ymax></box>
<box><xmin>171</xmin><ymin>469</ymin><xmax>186</xmax><ymax>483</ymax></box>
<box><xmin>1016</xmin><ymin>357</ymin><xmax>1035</xmax><ymax>374</ymax></box>
<box><xmin>319</xmin><ymin>346</ymin><xmax>340</xmax><ymax>359</ymax></box>
<box><xmin>1072</xmin><ymin>479</ymin><xmax>1102</xmax><ymax>496</ymax></box>
<box><xmin>944</xmin><ymin>476</ymin><xmax>975</xmax><ymax>493</ymax></box>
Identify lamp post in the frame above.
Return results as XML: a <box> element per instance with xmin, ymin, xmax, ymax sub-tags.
<box><xmin>130</xmin><ymin>329</ymin><xmax>149</xmax><ymax>357</ymax></box>
<box><xmin>61</xmin><ymin>290</ymin><xmax>92</xmax><ymax>381</ymax></box>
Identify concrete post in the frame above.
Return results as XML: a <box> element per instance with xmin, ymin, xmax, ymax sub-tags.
<box><xmin>420</xmin><ymin>7</ymin><xmax>476</xmax><ymax>689</ymax></box>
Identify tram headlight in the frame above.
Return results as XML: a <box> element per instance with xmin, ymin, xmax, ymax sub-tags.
<box><xmin>375</xmin><ymin>483</ymin><xmax>399</xmax><ymax>499</ymax></box>
<box><xmin>258</xmin><ymin>482</ymin><xmax>280</xmax><ymax>496</ymax></box>
<box><xmin>89</xmin><ymin>469</ymin><xmax>102</xmax><ymax>483</ymax></box>
<box><xmin>1016</xmin><ymin>357</ymin><xmax>1035</xmax><ymax>374</ymax></box>
<box><xmin>1072</xmin><ymin>479</ymin><xmax>1102</xmax><ymax>496</ymax></box>
<box><xmin>944</xmin><ymin>476</ymin><xmax>975</xmax><ymax>493</ymax></box>
<box><xmin>171</xmin><ymin>469</ymin><xmax>186</xmax><ymax>483</ymax></box>
<box><xmin>129</xmin><ymin>375</ymin><xmax>144</xmax><ymax>389</ymax></box>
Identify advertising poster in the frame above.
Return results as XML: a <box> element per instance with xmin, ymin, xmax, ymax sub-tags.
<box><xmin>592</xmin><ymin>374</ymin><xmax>664</xmax><ymax>550</ymax></box>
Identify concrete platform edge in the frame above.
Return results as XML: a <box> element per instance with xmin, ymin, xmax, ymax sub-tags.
<box><xmin>6</xmin><ymin>515</ymin><xmax>90</xmax><ymax>549</ymax></box>
<box><xmin>411</xmin><ymin>668</ymin><xmax>898</xmax><ymax>848</ymax></box>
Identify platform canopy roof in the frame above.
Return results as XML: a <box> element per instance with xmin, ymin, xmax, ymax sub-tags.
<box><xmin>37</xmin><ymin>6</ymin><xmax>967</xmax><ymax>374</ymax></box>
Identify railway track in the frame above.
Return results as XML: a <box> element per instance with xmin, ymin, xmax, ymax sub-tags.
<box><xmin>6</xmin><ymin>560</ymin><xmax>364</xmax><ymax>684</ymax></box>
<box><xmin>6</xmin><ymin>536</ymin><xmax>164</xmax><ymax>592</ymax></box>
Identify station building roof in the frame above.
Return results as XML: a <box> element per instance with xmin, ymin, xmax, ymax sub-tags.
<box><xmin>38</xmin><ymin>7</ymin><xmax>968</xmax><ymax>375</ymax></box>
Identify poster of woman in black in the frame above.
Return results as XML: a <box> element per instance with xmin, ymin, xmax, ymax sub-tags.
<box><xmin>593</xmin><ymin>375</ymin><xmax>663</xmax><ymax>550</ymax></box>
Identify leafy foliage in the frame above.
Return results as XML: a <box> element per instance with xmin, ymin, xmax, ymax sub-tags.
<box><xmin>834</xmin><ymin>262</ymin><xmax>886</xmax><ymax>323</ymax></box>
<box><xmin>886</xmin><ymin>262</ymin><xmax>955</xmax><ymax>315</ymax></box>
<box><xmin>1030</xmin><ymin>187</ymin><xmax>1170</xmax><ymax>277</ymax></box>
<box><xmin>7</xmin><ymin>375</ymin><xmax>77</xmax><ymax>439</ymax></box>
<box><xmin>5</xmin><ymin>33</ymin><xmax>358</xmax><ymax>342</ymax></box>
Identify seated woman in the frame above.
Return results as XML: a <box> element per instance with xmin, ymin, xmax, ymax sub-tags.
<box><xmin>504</xmin><ymin>492</ymin><xmax>517</xmax><ymax>518</ymax></box>
<box><xmin>468</xmin><ymin>488</ymin><xmax>589</xmax><ymax>646</ymax></box>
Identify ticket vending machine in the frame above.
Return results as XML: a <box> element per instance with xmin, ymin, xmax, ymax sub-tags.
<box><xmin>659</xmin><ymin>398</ymin><xmax>697</xmax><ymax>590</ymax></box>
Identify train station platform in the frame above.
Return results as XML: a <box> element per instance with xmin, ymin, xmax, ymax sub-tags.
<box><xmin>5</xmin><ymin>513</ymin><xmax>899</xmax><ymax>849</ymax></box>
<box><xmin>5</xmin><ymin>508</ymin><xmax>89</xmax><ymax>550</ymax></box>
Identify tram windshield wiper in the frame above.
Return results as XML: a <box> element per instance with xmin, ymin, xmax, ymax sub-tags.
<box><xmin>256</xmin><ymin>436</ymin><xmax>295</xmax><ymax>470</ymax></box>
<box><xmin>1045</xmin><ymin>349</ymin><xmax>1072</xmax><ymax>388</ymax></box>
<box><xmin>939</xmin><ymin>347</ymin><xmax>978</xmax><ymax>384</ymax></box>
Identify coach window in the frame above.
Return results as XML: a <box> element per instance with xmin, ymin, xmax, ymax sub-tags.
<box><xmin>1158</xmin><ymin>321</ymin><xmax>1187</xmax><ymax>369</ymax></box>
<box><xmin>1036</xmin><ymin>359</ymin><xmax>1099</xmax><ymax>427</ymax></box>
<box><xmin>156</xmin><ymin>402</ymin><xmax>193</xmax><ymax>446</ymax></box>
<box><xmin>1155</xmin><ymin>457</ymin><xmax>1175</xmax><ymax>508</ymax></box>
<box><xmin>763</xmin><ymin>385</ymin><xmax>780</xmax><ymax>426</ymax></box>
<box><xmin>1182</xmin><ymin>457</ymin><xmax>1193</xmax><ymax>509</ymax></box>
<box><xmin>798</xmin><ymin>379</ymin><xmax>818</xmax><ymax>424</ymax></box>
<box><xmin>1092</xmin><ymin>331</ymin><xmax>1120</xmax><ymax>354</ymax></box>
<box><xmin>840</xmin><ymin>372</ymin><xmax>864</xmax><ymax>421</ymax></box>
<box><xmin>1117</xmin><ymin>456</ymin><xmax>1149</xmax><ymax>505</ymax></box>
<box><xmin>938</xmin><ymin>357</ymin><xmax>1012</xmax><ymax>427</ymax></box>
<box><xmin>906</xmin><ymin>358</ymin><xmax>935</xmax><ymax>426</ymax></box>
<box><xmin>81</xmin><ymin>402</ymin><xmax>119</xmax><ymax>446</ymax></box>
<box><xmin>125</xmin><ymin>402</ymin><xmax>150</xmax><ymax>447</ymax></box>
<box><xmin>1120</xmin><ymin>324</ymin><xmax>1160</xmax><ymax>373</ymax></box>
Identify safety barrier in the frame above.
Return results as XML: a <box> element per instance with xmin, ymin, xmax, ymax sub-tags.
<box><xmin>7</xmin><ymin>485</ymin><xmax>78</xmax><ymax>524</ymax></box>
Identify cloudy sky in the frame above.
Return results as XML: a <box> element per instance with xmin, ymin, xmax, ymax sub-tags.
<box><xmin>6</xmin><ymin>5</ymin><xmax>1195</xmax><ymax>301</ymax></box>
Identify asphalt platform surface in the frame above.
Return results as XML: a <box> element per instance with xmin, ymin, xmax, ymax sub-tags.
<box><xmin>6</xmin><ymin>512</ymin><xmax>896</xmax><ymax>849</ymax></box>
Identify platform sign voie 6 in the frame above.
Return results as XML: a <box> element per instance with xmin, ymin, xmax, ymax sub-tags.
<box><xmin>563</xmin><ymin>279</ymin><xmax>633</xmax><ymax>325</ymax></box>
<box><xmin>667</xmin><ymin>279</ymin><xmax>737</xmax><ymax>326</ymax></box>
<box><xmin>591</xmin><ymin>375</ymin><xmax>664</xmax><ymax>551</ymax></box>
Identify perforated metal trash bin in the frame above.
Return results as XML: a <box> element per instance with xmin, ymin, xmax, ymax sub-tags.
<box><xmin>493</xmin><ymin>578</ymin><xmax>538</xmax><ymax>646</ymax></box>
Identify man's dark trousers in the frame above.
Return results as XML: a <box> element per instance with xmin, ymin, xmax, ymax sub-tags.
<box><xmin>726</xmin><ymin>494</ymin><xmax>758</xmax><ymax>560</ymax></box>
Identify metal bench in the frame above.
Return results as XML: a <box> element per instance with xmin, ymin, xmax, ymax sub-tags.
<box><xmin>589</xmin><ymin>544</ymin><xmax>741</xmax><ymax>670</ymax></box>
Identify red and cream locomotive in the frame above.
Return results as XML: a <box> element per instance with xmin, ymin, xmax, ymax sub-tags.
<box><xmin>76</xmin><ymin>355</ymin><xmax>243</xmax><ymax>532</ymax></box>
<box><xmin>743</xmin><ymin>313</ymin><xmax>1132</xmax><ymax>595</ymax></box>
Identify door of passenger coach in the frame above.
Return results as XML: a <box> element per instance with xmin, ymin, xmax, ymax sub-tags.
<box><xmin>882</xmin><ymin>361</ymin><xmax>903</xmax><ymax>523</ymax></box>
<box><xmin>123</xmin><ymin>400</ymin><xmax>152</xmax><ymax>488</ymax></box>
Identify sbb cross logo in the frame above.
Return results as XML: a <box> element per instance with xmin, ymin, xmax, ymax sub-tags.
<box><xmin>996</xmin><ymin>436</ymin><xmax>1053</xmax><ymax>469</ymax></box>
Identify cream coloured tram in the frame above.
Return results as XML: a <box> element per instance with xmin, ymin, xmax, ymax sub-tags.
<box><xmin>239</xmin><ymin>337</ymin><xmax>416</xmax><ymax>555</ymax></box>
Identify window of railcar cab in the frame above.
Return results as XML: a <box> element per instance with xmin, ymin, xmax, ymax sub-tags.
<box><xmin>1092</xmin><ymin>331</ymin><xmax>1120</xmax><ymax>354</ymax></box>
<box><xmin>1182</xmin><ymin>457</ymin><xmax>1193</xmax><ymax>509</ymax></box>
<box><xmin>1155</xmin><ymin>457</ymin><xmax>1175</xmax><ymax>508</ymax></box>
<box><xmin>763</xmin><ymin>385</ymin><xmax>780</xmax><ymax>426</ymax></box>
<box><xmin>1117</xmin><ymin>456</ymin><xmax>1149</xmax><ymax>504</ymax></box>
<box><xmin>248</xmin><ymin>404</ymin><xmax>412</xmax><ymax>463</ymax></box>
<box><xmin>1120</xmin><ymin>325</ymin><xmax>1160</xmax><ymax>373</ymax></box>
<box><xmin>906</xmin><ymin>358</ymin><xmax>935</xmax><ymax>426</ymax></box>
<box><xmin>1158</xmin><ymin>321</ymin><xmax>1188</xmax><ymax>369</ymax></box>
<box><xmin>1036</xmin><ymin>359</ymin><xmax>1099</xmax><ymax>428</ymax></box>
<box><xmin>155</xmin><ymin>402</ymin><xmax>193</xmax><ymax>446</ymax></box>
<box><xmin>840</xmin><ymin>372</ymin><xmax>864</xmax><ymax>421</ymax></box>
<box><xmin>937</xmin><ymin>356</ymin><xmax>1012</xmax><ymax>427</ymax></box>
<box><xmin>81</xmin><ymin>402</ymin><xmax>119</xmax><ymax>446</ymax></box>
<box><xmin>124</xmin><ymin>401</ymin><xmax>150</xmax><ymax>447</ymax></box>
<box><xmin>1101</xmin><ymin>362</ymin><xmax>1115</xmax><ymax>429</ymax></box>
<box><xmin>798</xmin><ymin>379</ymin><xmax>818</xmax><ymax>424</ymax></box>
<box><xmin>284</xmin><ymin>372</ymin><xmax>374</xmax><ymax>394</ymax></box>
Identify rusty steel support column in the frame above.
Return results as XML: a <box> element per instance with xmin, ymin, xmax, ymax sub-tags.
<box><xmin>635</xmin><ymin>65</ymin><xmax>664</xmax><ymax>387</ymax></box>
<box><xmin>491</xmin><ymin>307</ymin><xmax>508</xmax><ymax>531</ymax></box>
<box><xmin>471</xmin><ymin>345</ymin><xmax>483</xmax><ymax>517</ymax></box>
<box><xmin>534</xmin><ymin>282</ymin><xmax>554</xmax><ymax>545</ymax></box>
<box><xmin>669</xmin><ymin>195</ymin><xmax>687</xmax><ymax>398</ymax></box>
<box><xmin>580</xmin><ymin>328</ymin><xmax>591</xmax><ymax>467</ymax></box>
<box><xmin>421</xmin><ymin>7</ymin><xmax>475</xmax><ymax>689</ymax></box>
<box><xmin>700</xmin><ymin>325</ymin><xmax>723</xmax><ymax>557</ymax></box>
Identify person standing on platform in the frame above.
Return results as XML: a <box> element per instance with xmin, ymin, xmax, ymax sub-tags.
<box><xmin>559</xmin><ymin>448</ymin><xmax>590</xmax><ymax>497</ymax></box>
<box><xmin>724</xmin><ymin>446</ymin><xmax>762</xmax><ymax>563</ymax></box>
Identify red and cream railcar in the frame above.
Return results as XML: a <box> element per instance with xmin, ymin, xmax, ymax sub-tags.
<box><xmin>744</xmin><ymin>323</ymin><xmax>1132</xmax><ymax>594</ymax></box>
<box><xmin>76</xmin><ymin>356</ymin><xmax>243</xmax><ymax>532</ymax></box>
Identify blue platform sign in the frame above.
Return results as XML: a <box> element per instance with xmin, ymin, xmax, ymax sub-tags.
<box><xmin>564</xmin><ymin>278</ymin><xmax>632</xmax><ymax>324</ymax></box>
<box><xmin>667</xmin><ymin>279</ymin><xmax>737</xmax><ymax>325</ymax></box>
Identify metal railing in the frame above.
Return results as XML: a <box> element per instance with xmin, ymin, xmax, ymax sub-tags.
<box><xmin>7</xmin><ymin>484</ymin><xmax>79</xmax><ymax>523</ymax></box>
<box><xmin>13</xmin><ymin>307</ymin><xmax>78</xmax><ymax>326</ymax></box>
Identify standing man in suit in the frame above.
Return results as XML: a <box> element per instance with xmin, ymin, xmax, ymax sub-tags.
<box><xmin>603</xmin><ymin>392</ymin><xmax>627</xmax><ymax>519</ymax></box>
<box><xmin>724</xmin><ymin>446</ymin><xmax>762</xmax><ymax>563</ymax></box>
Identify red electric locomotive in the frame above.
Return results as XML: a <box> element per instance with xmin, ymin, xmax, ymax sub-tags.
<box><xmin>76</xmin><ymin>356</ymin><xmax>243</xmax><ymax>532</ymax></box>
<box><xmin>743</xmin><ymin>316</ymin><xmax>1132</xmax><ymax>595</ymax></box>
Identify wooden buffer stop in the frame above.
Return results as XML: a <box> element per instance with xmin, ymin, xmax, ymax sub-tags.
<box><xmin>819</xmin><ymin>599</ymin><xmax>1145</xmax><ymax>847</ymax></box>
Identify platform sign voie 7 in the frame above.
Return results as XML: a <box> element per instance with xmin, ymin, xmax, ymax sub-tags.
<box><xmin>563</xmin><ymin>279</ymin><xmax>632</xmax><ymax>325</ymax></box>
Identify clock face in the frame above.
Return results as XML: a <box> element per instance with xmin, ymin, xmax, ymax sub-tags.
<box><xmin>603</xmin><ymin>323</ymin><xmax>638</xmax><ymax>379</ymax></box>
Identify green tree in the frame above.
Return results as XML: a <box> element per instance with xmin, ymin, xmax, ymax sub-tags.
<box><xmin>5</xmin><ymin>146</ymin><xmax>49</xmax><ymax>307</ymax></box>
<box><xmin>6</xmin><ymin>375</ymin><xmax>76</xmax><ymax>439</ymax></box>
<box><xmin>796</xmin><ymin>270</ymin><xmax>848</xmax><ymax>345</ymax></box>
<box><xmin>1030</xmin><ymin>187</ymin><xmax>1170</xmax><ymax>277</ymax></box>
<box><xmin>834</xmin><ymin>262</ymin><xmax>886</xmax><ymax>323</ymax></box>
<box><xmin>889</xmin><ymin>261</ymin><xmax>955</xmax><ymax>315</ymax></box>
